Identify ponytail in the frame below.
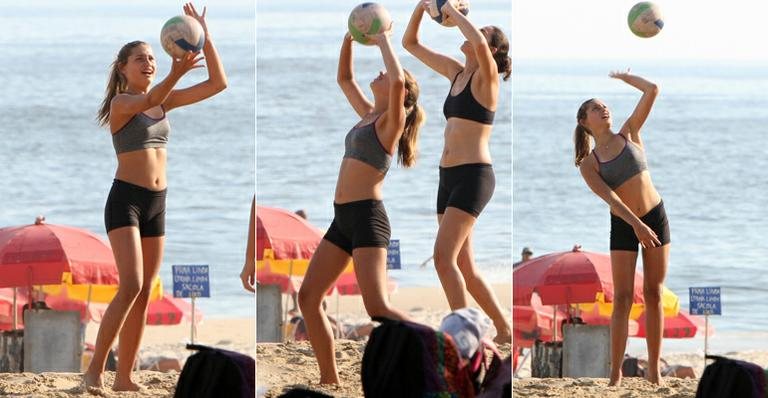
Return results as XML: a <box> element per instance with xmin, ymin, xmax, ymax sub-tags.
<box><xmin>574</xmin><ymin>99</ymin><xmax>596</xmax><ymax>166</ymax></box>
<box><xmin>97</xmin><ymin>41</ymin><xmax>146</xmax><ymax>127</ymax></box>
<box><xmin>398</xmin><ymin>69</ymin><xmax>424</xmax><ymax>168</ymax></box>
<box><xmin>486</xmin><ymin>26</ymin><xmax>511</xmax><ymax>81</ymax></box>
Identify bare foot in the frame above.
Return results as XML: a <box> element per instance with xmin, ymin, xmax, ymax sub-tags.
<box><xmin>608</xmin><ymin>372</ymin><xmax>622</xmax><ymax>387</ymax></box>
<box><xmin>493</xmin><ymin>325</ymin><xmax>512</xmax><ymax>345</ymax></box>
<box><xmin>83</xmin><ymin>372</ymin><xmax>103</xmax><ymax>389</ymax></box>
<box><xmin>318</xmin><ymin>375</ymin><xmax>340</xmax><ymax>385</ymax></box>
<box><xmin>112</xmin><ymin>379</ymin><xmax>142</xmax><ymax>392</ymax></box>
<box><xmin>646</xmin><ymin>371</ymin><xmax>665</xmax><ymax>386</ymax></box>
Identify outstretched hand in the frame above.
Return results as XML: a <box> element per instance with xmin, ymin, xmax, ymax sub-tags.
<box><xmin>183</xmin><ymin>2</ymin><xmax>208</xmax><ymax>34</ymax></box>
<box><xmin>170</xmin><ymin>50</ymin><xmax>205</xmax><ymax>75</ymax></box>
<box><xmin>609</xmin><ymin>68</ymin><xmax>632</xmax><ymax>81</ymax></box>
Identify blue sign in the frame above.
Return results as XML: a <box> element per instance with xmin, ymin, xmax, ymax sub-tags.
<box><xmin>689</xmin><ymin>286</ymin><xmax>721</xmax><ymax>315</ymax></box>
<box><xmin>387</xmin><ymin>239</ymin><xmax>401</xmax><ymax>270</ymax></box>
<box><xmin>172</xmin><ymin>265</ymin><xmax>210</xmax><ymax>298</ymax></box>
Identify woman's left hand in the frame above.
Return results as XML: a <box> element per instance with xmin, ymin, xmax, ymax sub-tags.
<box><xmin>184</xmin><ymin>2</ymin><xmax>208</xmax><ymax>35</ymax></box>
<box><xmin>368</xmin><ymin>22</ymin><xmax>393</xmax><ymax>46</ymax></box>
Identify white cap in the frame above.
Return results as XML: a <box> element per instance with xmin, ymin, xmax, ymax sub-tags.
<box><xmin>439</xmin><ymin>307</ymin><xmax>492</xmax><ymax>359</ymax></box>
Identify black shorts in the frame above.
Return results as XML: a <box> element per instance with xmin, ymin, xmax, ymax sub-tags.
<box><xmin>323</xmin><ymin>199</ymin><xmax>391</xmax><ymax>255</ymax></box>
<box><xmin>437</xmin><ymin>163</ymin><xmax>495</xmax><ymax>217</ymax></box>
<box><xmin>104</xmin><ymin>179</ymin><xmax>167</xmax><ymax>237</ymax></box>
<box><xmin>610</xmin><ymin>200</ymin><xmax>670</xmax><ymax>252</ymax></box>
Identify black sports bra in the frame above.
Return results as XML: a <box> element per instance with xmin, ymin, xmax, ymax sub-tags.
<box><xmin>443</xmin><ymin>71</ymin><xmax>495</xmax><ymax>125</ymax></box>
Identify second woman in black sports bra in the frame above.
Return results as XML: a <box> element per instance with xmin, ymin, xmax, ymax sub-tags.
<box><xmin>403</xmin><ymin>0</ymin><xmax>512</xmax><ymax>344</ymax></box>
<box><xmin>574</xmin><ymin>70</ymin><xmax>670</xmax><ymax>386</ymax></box>
<box><xmin>297</xmin><ymin>25</ymin><xmax>425</xmax><ymax>385</ymax></box>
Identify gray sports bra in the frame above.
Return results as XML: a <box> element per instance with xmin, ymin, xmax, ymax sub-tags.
<box><xmin>343</xmin><ymin>117</ymin><xmax>392</xmax><ymax>174</ymax></box>
<box><xmin>594</xmin><ymin>134</ymin><xmax>648</xmax><ymax>189</ymax></box>
<box><xmin>112</xmin><ymin>109</ymin><xmax>170</xmax><ymax>155</ymax></box>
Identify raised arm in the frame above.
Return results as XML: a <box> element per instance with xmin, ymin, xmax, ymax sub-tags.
<box><xmin>111</xmin><ymin>51</ymin><xmax>202</xmax><ymax>126</ymax></box>
<box><xmin>337</xmin><ymin>33</ymin><xmax>374</xmax><ymax>117</ymax></box>
<box><xmin>402</xmin><ymin>0</ymin><xmax>463</xmax><ymax>79</ymax></box>
<box><xmin>610</xmin><ymin>70</ymin><xmax>658</xmax><ymax>144</ymax></box>
<box><xmin>370</xmin><ymin>31</ymin><xmax>406</xmax><ymax>154</ymax></box>
<box><xmin>579</xmin><ymin>157</ymin><xmax>661</xmax><ymax>248</ymax></box>
<box><xmin>442</xmin><ymin>1</ymin><xmax>498</xmax><ymax>84</ymax></box>
<box><xmin>164</xmin><ymin>3</ymin><xmax>228</xmax><ymax>111</ymax></box>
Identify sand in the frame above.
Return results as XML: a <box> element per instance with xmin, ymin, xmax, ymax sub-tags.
<box><xmin>257</xmin><ymin>284</ymin><xmax>512</xmax><ymax>397</ymax></box>
<box><xmin>0</xmin><ymin>317</ymin><xmax>254</xmax><ymax>397</ymax></box>
<box><xmin>514</xmin><ymin>346</ymin><xmax>768</xmax><ymax>397</ymax></box>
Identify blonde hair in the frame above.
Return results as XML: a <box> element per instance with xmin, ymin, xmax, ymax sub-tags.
<box><xmin>574</xmin><ymin>99</ymin><xmax>596</xmax><ymax>167</ymax></box>
<box><xmin>397</xmin><ymin>69</ymin><xmax>425</xmax><ymax>168</ymax></box>
<box><xmin>97</xmin><ymin>41</ymin><xmax>147</xmax><ymax>126</ymax></box>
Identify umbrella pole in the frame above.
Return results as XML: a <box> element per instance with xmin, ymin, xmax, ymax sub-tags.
<box><xmin>12</xmin><ymin>287</ymin><xmax>18</xmax><ymax>331</ymax></box>
<box><xmin>284</xmin><ymin>260</ymin><xmax>294</xmax><ymax>342</ymax></box>
<box><xmin>704</xmin><ymin>314</ymin><xmax>709</xmax><ymax>369</ymax></box>
<box><xmin>191</xmin><ymin>296</ymin><xmax>196</xmax><ymax>344</ymax></box>
<box><xmin>553</xmin><ymin>307</ymin><xmax>558</xmax><ymax>342</ymax></box>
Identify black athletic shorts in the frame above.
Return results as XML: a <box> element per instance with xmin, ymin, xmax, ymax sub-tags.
<box><xmin>610</xmin><ymin>200</ymin><xmax>670</xmax><ymax>252</ymax></box>
<box><xmin>104</xmin><ymin>179</ymin><xmax>167</xmax><ymax>237</ymax></box>
<box><xmin>323</xmin><ymin>199</ymin><xmax>391</xmax><ymax>255</ymax></box>
<box><xmin>436</xmin><ymin>163</ymin><xmax>495</xmax><ymax>217</ymax></box>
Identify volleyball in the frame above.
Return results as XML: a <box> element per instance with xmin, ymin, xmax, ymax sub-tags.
<box><xmin>160</xmin><ymin>15</ymin><xmax>205</xmax><ymax>58</ymax></box>
<box><xmin>428</xmin><ymin>0</ymin><xmax>469</xmax><ymax>27</ymax></box>
<box><xmin>348</xmin><ymin>3</ymin><xmax>392</xmax><ymax>45</ymax></box>
<box><xmin>627</xmin><ymin>2</ymin><xmax>663</xmax><ymax>38</ymax></box>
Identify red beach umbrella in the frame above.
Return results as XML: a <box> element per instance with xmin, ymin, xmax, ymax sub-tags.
<box><xmin>334</xmin><ymin>273</ymin><xmax>397</xmax><ymax>296</ymax></box>
<box><xmin>256</xmin><ymin>205</ymin><xmax>323</xmax><ymax>265</ymax></box>
<box><xmin>0</xmin><ymin>217</ymin><xmax>119</xmax><ymax>288</ymax></box>
<box><xmin>634</xmin><ymin>311</ymin><xmax>712</xmax><ymax>339</ymax></box>
<box><xmin>513</xmin><ymin>246</ymin><xmax>644</xmax><ymax>306</ymax></box>
<box><xmin>0</xmin><ymin>288</ymin><xmax>28</xmax><ymax>330</ymax></box>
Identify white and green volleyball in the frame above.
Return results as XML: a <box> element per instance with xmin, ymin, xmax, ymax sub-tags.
<box><xmin>627</xmin><ymin>2</ymin><xmax>663</xmax><ymax>38</ymax></box>
<box><xmin>160</xmin><ymin>15</ymin><xmax>205</xmax><ymax>59</ymax></box>
<box><xmin>348</xmin><ymin>3</ymin><xmax>391</xmax><ymax>45</ymax></box>
<box><xmin>428</xmin><ymin>0</ymin><xmax>469</xmax><ymax>27</ymax></box>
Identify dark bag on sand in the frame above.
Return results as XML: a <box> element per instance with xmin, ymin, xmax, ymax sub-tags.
<box><xmin>476</xmin><ymin>349</ymin><xmax>512</xmax><ymax>398</ymax></box>
<box><xmin>174</xmin><ymin>344</ymin><xmax>255</xmax><ymax>398</ymax></box>
<box><xmin>696</xmin><ymin>355</ymin><xmax>767</xmax><ymax>398</ymax></box>
<box><xmin>361</xmin><ymin>317</ymin><xmax>475</xmax><ymax>398</ymax></box>
<box><xmin>277</xmin><ymin>388</ymin><xmax>334</xmax><ymax>398</ymax></box>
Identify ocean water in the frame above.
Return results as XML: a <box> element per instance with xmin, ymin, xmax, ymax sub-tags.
<box><xmin>256</xmin><ymin>0</ymin><xmax>512</xmax><ymax>288</ymax></box>
<box><xmin>514</xmin><ymin>59</ymin><xmax>768</xmax><ymax>337</ymax></box>
<box><xmin>0</xmin><ymin>1</ymin><xmax>255</xmax><ymax>318</ymax></box>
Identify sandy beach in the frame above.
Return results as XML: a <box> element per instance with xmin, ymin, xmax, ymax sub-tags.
<box><xmin>257</xmin><ymin>284</ymin><xmax>512</xmax><ymax>397</ymax></box>
<box><xmin>514</xmin><ymin>347</ymin><xmax>768</xmax><ymax>397</ymax></box>
<box><xmin>0</xmin><ymin>317</ymin><xmax>254</xmax><ymax>397</ymax></box>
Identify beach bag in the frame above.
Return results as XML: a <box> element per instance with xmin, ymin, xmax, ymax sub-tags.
<box><xmin>174</xmin><ymin>344</ymin><xmax>255</xmax><ymax>398</ymax></box>
<box><xmin>277</xmin><ymin>388</ymin><xmax>334</xmax><ymax>398</ymax></box>
<box><xmin>695</xmin><ymin>355</ymin><xmax>767</xmax><ymax>398</ymax></box>
<box><xmin>361</xmin><ymin>317</ymin><xmax>475</xmax><ymax>398</ymax></box>
<box><xmin>475</xmin><ymin>347</ymin><xmax>512</xmax><ymax>398</ymax></box>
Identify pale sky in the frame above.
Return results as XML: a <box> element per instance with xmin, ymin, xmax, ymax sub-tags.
<box><xmin>514</xmin><ymin>0</ymin><xmax>768</xmax><ymax>60</ymax></box>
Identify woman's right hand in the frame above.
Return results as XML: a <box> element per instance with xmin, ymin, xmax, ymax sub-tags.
<box><xmin>169</xmin><ymin>50</ymin><xmax>204</xmax><ymax>77</ymax></box>
<box><xmin>633</xmin><ymin>221</ymin><xmax>661</xmax><ymax>249</ymax></box>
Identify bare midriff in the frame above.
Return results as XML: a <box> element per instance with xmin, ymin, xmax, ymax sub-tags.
<box><xmin>115</xmin><ymin>148</ymin><xmax>167</xmax><ymax>191</ymax></box>
<box><xmin>440</xmin><ymin>118</ymin><xmax>493</xmax><ymax>167</ymax></box>
<box><xmin>612</xmin><ymin>171</ymin><xmax>662</xmax><ymax>217</ymax></box>
<box><xmin>334</xmin><ymin>158</ymin><xmax>385</xmax><ymax>204</ymax></box>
